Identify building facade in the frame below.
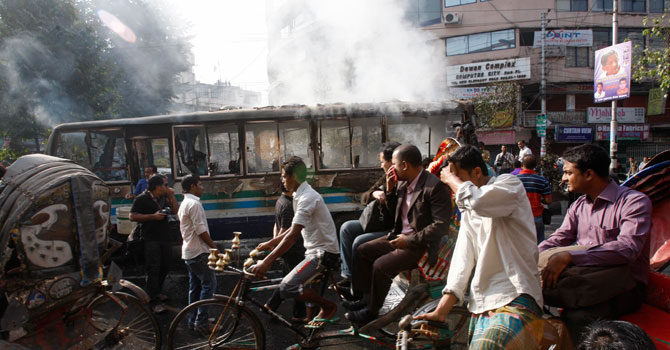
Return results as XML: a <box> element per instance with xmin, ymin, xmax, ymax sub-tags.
<box><xmin>427</xmin><ymin>0</ymin><xmax>670</xmax><ymax>161</ymax></box>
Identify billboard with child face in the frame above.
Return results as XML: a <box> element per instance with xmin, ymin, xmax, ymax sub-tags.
<box><xmin>594</xmin><ymin>41</ymin><xmax>632</xmax><ymax>103</ymax></box>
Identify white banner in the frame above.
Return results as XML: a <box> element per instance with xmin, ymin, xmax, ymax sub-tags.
<box><xmin>586</xmin><ymin>107</ymin><xmax>645</xmax><ymax>123</ymax></box>
<box><xmin>533</xmin><ymin>29</ymin><xmax>593</xmax><ymax>47</ymax></box>
<box><xmin>447</xmin><ymin>58</ymin><xmax>531</xmax><ymax>87</ymax></box>
<box><xmin>448</xmin><ymin>86</ymin><xmax>494</xmax><ymax>100</ymax></box>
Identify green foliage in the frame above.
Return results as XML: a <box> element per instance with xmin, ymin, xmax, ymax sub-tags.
<box><xmin>0</xmin><ymin>0</ymin><xmax>190</xmax><ymax>155</ymax></box>
<box><xmin>471</xmin><ymin>82</ymin><xmax>519</xmax><ymax>129</ymax></box>
<box><xmin>633</xmin><ymin>11</ymin><xmax>670</xmax><ymax>91</ymax></box>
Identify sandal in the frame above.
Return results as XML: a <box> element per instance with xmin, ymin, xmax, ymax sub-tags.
<box><xmin>305</xmin><ymin>316</ymin><xmax>340</xmax><ymax>329</ymax></box>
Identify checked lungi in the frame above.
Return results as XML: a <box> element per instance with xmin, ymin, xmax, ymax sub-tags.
<box><xmin>468</xmin><ymin>294</ymin><xmax>543</xmax><ymax>350</ymax></box>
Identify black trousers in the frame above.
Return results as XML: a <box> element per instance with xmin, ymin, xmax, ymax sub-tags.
<box><xmin>561</xmin><ymin>282</ymin><xmax>647</xmax><ymax>344</ymax></box>
<box><xmin>352</xmin><ymin>236</ymin><xmax>423</xmax><ymax>314</ymax></box>
<box><xmin>144</xmin><ymin>240</ymin><xmax>172</xmax><ymax>301</ymax></box>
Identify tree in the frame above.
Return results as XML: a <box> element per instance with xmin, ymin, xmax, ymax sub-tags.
<box><xmin>633</xmin><ymin>11</ymin><xmax>670</xmax><ymax>91</ymax></box>
<box><xmin>0</xmin><ymin>0</ymin><xmax>190</xmax><ymax>160</ymax></box>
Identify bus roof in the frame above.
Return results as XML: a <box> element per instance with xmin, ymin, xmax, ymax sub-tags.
<box><xmin>50</xmin><ymin>100</ymin><xmax>469</xmax><ymax>132</ymax></box>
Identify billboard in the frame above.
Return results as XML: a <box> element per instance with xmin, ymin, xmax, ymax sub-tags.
<box><xmin>586</xmin><ymin>107</ymin><xmax>645</xmax><ymax>123</ymax></box>
<box><xmin>533</xmin><ymin>29</ymin><xmax>593</xmax><ymax>47</ymax></box>
<box><xmin>476</xmin><ymin>130</ymin><xmax>515</xmax><ymax>145</ymax></box>
<box><xmin>555</xmin><ymin>126</ymin><xmax>593</xmax><ymax>143</ymax></box>
<box><xmin>595</xmin><ymin>124</ymin><xmax>650</xmax><ymax>141</ymax></box>
<box><xmin>594</xmin><ymin>41</ymin><xmax>632</xmax><ymax>103</ymax></box>
<box><xmin>447</xmin><ymin>58</ymin><xmax>531</xmax><ymax>86</ymax></box>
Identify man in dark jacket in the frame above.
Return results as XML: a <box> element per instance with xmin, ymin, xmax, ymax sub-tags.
<box><xmin>346</xmin><ymin>144</ymin><xmax>452</xmax><ymax>326</ymax></box>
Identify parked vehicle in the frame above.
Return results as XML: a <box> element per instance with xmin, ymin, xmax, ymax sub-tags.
<box><xmin>45</xmin><ymin>101</ymin><xmax>472</xmax><ymax>241</ymax></box>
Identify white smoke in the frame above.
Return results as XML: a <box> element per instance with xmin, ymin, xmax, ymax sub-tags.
<box><xmin>267</xmin><ymin>0</ymin><xmax>448</xmax><ymax>106</ymax></box>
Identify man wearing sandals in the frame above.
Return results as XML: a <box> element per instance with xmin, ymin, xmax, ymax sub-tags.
<box><xmin>253</xmin><ymin>156</ymin><xmax>340</xmax><ymax>328</ymax></box>
<box><xmin>416</xmin><ymin>145</ymin><xmax>544</xmax><ymax>349</ymax></box>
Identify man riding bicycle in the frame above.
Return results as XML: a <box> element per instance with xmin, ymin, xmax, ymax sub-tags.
<box><xmin>253</xmin><ymin>156</ymin><xmax>340</xmax><ymax>328</ymax></box>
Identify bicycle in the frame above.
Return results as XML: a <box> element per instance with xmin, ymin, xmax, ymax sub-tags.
<box><xmin>166</xmin><ymin>249</ymin><xmax>470</xmax><ymax>350</ymax></box>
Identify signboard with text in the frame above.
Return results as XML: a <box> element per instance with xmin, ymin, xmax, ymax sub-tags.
<box><xmin>587</xmin><ymin>107</ymin><xmax>645</xmax><ymax>123</ymax></box>
<box><xmin>594</xmin><ymin>41</ymin><xmax>632</xmax><ymax>103</ymax></box>
<box><xmin>476</xmin><ymin>130</ymin><xmax>515</xmax><ymax>145</ymax></box>
<box><xmin>548</xmin><ymin>111</ymin><xmax>586</xmax><ymax>124</ymax></box>
<box><xmin>536</xmin><ymin>114</ymin><xmax>547</xmax><ymax>137</ymax></box>
<box><xmin>555</xmin><ymin>126</ymin><xmax>593</xmax><ymax>143</ymax></box>
<box><xmin>447</xmin><ymin>58</ymin><xmax>531</xmax><ymax>86</ymax></box>
<box><xmin>533</xmin><ymin>29</ymin><xmax>593</xmax><ymax>47</ymax></box>
<box><xmin>448</xmin><ymin>86</ymin><xmax>494</xmax><ymax>100</ymax></box>
<box><xmin>595</xmin><ymin>124</ymin><xmax>650</xmax><ymax>140</ymax></box>
<box><xmin>648</xmin><ymin>88</ymin><xmax>667</xmax><ymax>116</ymax></box>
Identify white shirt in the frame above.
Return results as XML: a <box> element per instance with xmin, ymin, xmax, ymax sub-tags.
<box><xmin>518</xmin><ymin>146</ymin><xmax>533</xmax><ymax>160</ymax></box>
<box><xmin>444</xmin><ymin>174</ymin><xmax>543</xmax><ymax>314</ymax></box>
<box><xmin>292</xmin><ymin>182</ymin><xmax>340</xmax><ymax>256</ymax></box>
<box><xmin>178</xmin><ymin>193</ymin><xmax>211</xmax><ymax>260</ymax></box>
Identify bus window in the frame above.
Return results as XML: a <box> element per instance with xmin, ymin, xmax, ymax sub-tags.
<box><xmin>351</xmin><ymin>117</ymin><xmax>382</xmax><ymax>168</ymax></box>
<box><xmin>207</xmin><ymin>124</ymin><xmax>240</xmax><ymax>175</ymax></box>
<box><xmin>175</xmin><ymin>126</ymin><xmax>208</xmax><ymax>177</ymax></box>
<box><xmin>89</xmin><ymin>130</ymin><xmax>128</xmax><ymax>181</ymax></box>
<box><xmin>319</xmin><ymin>120</ymin><xmax>351</xmax><ymax>169</ymax></box>
<box><xmin>133</xmin><ymin>138</ymin><xmax>172</xmax><ymax>178</ymax></box>
<box><xmin>57</xmin><ymin>132</ymin><xmax>92</xmax><ymax>169</ymax></box>
<box><xmin>279</xmin><ymin>121</ymin><xmax>312</xmax><ymax>169</ymax></box>
<box><xmin>246</xmin><ymin>122</ymin><xmax>279</xmax><ymax>173</ymax></box>
<box><xmin>388</xmin><ymin>117</ymin><xmax>430</xmax><ymax>157</ymax></box>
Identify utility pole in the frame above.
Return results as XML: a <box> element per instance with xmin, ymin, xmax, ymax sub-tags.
<box><xmin>610</xmin><ymin>0</ymin><xmax>619</xmax><ymax>171</ymax></box>
<box><xmin>540</xmin><ymin>11</ymin><xmax>547</xmax><ymax>158</ymax></box>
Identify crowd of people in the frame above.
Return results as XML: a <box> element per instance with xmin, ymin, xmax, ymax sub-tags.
<box><xmin>123</xmin><ymin>138</ymin><xmax>655</xmax><ymax>349</ymax></box>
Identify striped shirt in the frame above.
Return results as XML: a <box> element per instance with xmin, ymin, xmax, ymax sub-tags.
<box><xmin>516</xmin><ymin>169</ymin><xmax>551</xmax><ymax>217</ymax></box>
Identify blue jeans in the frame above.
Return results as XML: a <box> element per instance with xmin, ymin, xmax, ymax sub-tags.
<box><xmin>534</xmin><ymin>216</ymin><xmax>545</xmax><ymax>243</ymax></box>
<box><xmin>184</xmin><ymin>253</ymin><xmax>217</xmax><ymax>326</ymax></box>
<box><xmin>339</xmin><ymin>220</ymin><xmax>389</xmax><ymax>279</ymax></box>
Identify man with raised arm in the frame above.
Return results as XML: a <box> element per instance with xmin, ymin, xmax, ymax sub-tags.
<box><xmin>253</xmin><ymin>156</ymin><xmax>340</xmax><ymax>327</ymax></box>
<box><xmin>346</xmin><ymin>144</ymin><xmax>451</xmax><ymax>327</ymax></box>
<box><xmin>416</xmin><ymin>145</ymin><xmax>543</xmax><ymax>349</ymax></box>
<box><xmin>178</xmin><ymin>175</ymin><xmax>219</xmax><ymax>331</ymax></box>
<box><xmin>538</xmin><ymin>144</ymin><xmax>651</xmax><ymax>342</ymax></box>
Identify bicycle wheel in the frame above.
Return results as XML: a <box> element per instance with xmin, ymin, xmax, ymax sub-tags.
<box><xmin>88</xmin><ymin>292</ymin><xmax>161</xmax><ymax>349</ymax></box>
<box><xmin>167</xmin><ymin>297</ymin><xmax>266</xmax><ymax>350</ymax></box>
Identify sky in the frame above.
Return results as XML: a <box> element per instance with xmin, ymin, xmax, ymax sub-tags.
<box><xmin>168</xmin><ymin>0</ymin><xmax>269</xmax><ymax>100</ymax></box>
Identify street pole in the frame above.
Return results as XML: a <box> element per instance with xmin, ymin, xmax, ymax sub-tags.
<box><xmin>610</xmin><ymin>0</ymin><xmax>618</xmax><ymax>171</ymax></box>
<box><xmin>540</xmin><ymin>11</ymin><xmax>547</xmax><ymax>158</ymax></box>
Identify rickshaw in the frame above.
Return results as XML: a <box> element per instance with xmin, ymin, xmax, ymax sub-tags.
<box><xmin>0</xmin><ymin>155</ymin><xmax>160</xmax><ymax>349</ymax></box>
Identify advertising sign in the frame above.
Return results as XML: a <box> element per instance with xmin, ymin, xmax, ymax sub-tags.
<box><xmin>595</xmin><ymin>124</ymin><xmax>650</xmax><ymax>140</ymax></box>
<box><xmin>548</xmin><ymin>111</ymin><xmax>586</xmax><ymax>124</ymax></box>
<box><xmin>594</xmin><ymin>41</ymin><xmax>632</xmax><ymax>103</ymax></box>
<box><xmin>447</xmin><ymin>58</ymin><xmax>531</xmax><ymax>86</ymax></box>
<box><xmin>448</xmin><ymin>86</ymin><xmax>494</xmax><ymax>100</ymax></box>
<box><xmin>555</xmin><ymin>126</ymin><xmax>593</xmax><ymax>143</ymax></box>
<box><xmin>476</xmin><ymin>130</ymin><xmax>515</xmax><ymax>145</ymax></box>
<box><xmin>533</xmin><ymin>29</ymin><xmax>593</xmax><ymax>47</ymax></box>
<box><xmin>587</xmin><ymin>107</ymin><xmax>645</xmax><ymax>123</ymax></box>
<box><xmin>648</xmin><ymin>88</ymin><xmax>667</xmax><ymax>116</ymax></box>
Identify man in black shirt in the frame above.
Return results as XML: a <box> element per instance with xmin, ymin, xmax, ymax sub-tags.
<box><xmin>259</xmin><ymin>183</ymin><xmax>307</xmax><ymax>322</ymax></box>
<box><xmin>130</xmin><ymin>174</ymin><xmax>179</xmax><ymax>313</ymax></box>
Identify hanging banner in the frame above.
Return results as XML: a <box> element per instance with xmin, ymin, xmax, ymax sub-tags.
<box><xmin>447</xmin><ymin>57</ymin><xmax>531</xmax><ymax>86</ymax></box>
<box><xmin>490</xmin><ymin>110</ymin><xmax>514</xmax><ymax>128</ymax></box>
<box><xmin>648</xmin><ymin>88</ymin><xmax>667</xmax><ymax>116</ymax></box>
<box><xmin>533</xmin><ymin>29</ymin><xmax>593</xmax><ymax>47</ymax></box>
<box><xmin>594</xmin><ymin>41</ymin><xmax>632</xmax><ymax>103</ymax></box>
<box><xmin>595</xmin><ymin>124</ymin><xmax>650</xmax><ymax>141</ymax></box>
<box><xmin>587</xmin><ymin>107</ymin><xmax>645</xmax><ymax>123</ymax></box>
<box><xmin>555</xmin><ymin>126</ymin><xmax>593</xmax><ymax>143</ymax></box>
<box><xmin>476</xmin><ymin>130</ymin><xmax>515</xmax><ymax>145</ymax></box>
<box><xmin>448</xmin><ymin>86</ymin><xmax>494</xmax><ymax>100</ymax></box>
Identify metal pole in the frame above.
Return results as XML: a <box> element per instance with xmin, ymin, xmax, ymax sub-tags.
<box><xmin>610</xmin><ymin>0</ymin><xmax>618</xmax><ymax>171</ymax></box>
<box><xmin>541</xmin><ymin>11</ymin><xmax>547</xmax><ymax>158</ymax></box>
